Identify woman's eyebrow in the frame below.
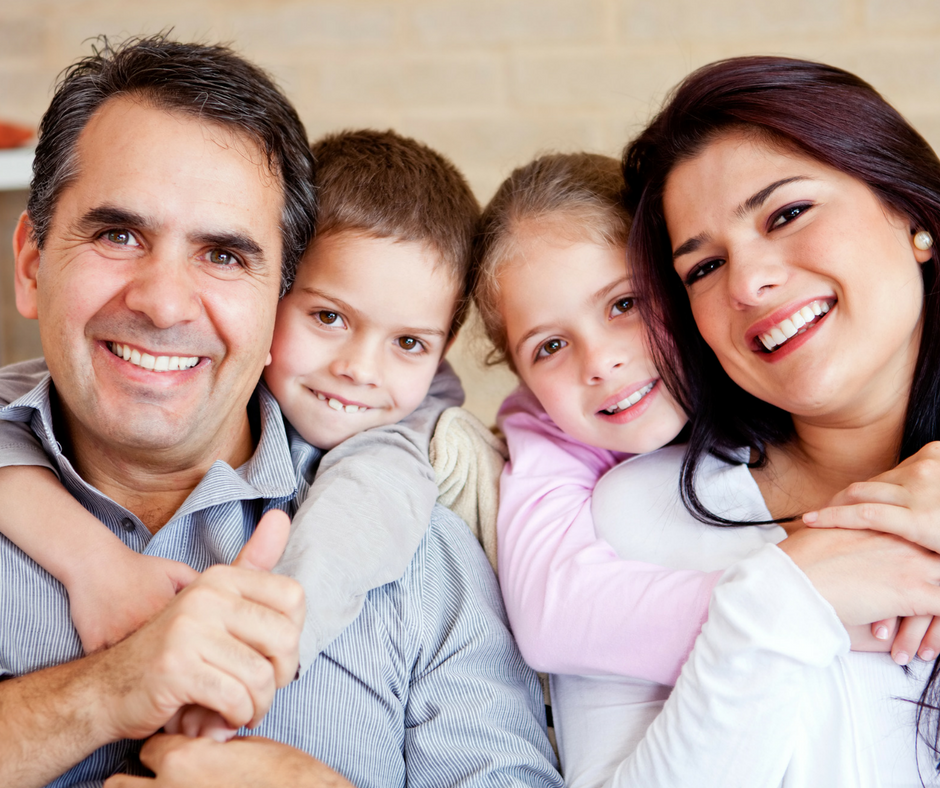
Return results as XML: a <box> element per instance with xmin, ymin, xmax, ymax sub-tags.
<box><xmin>734</xmin><ymin>176</ymin><xmax>808</xmax><ymax>218</ymax></box>
<box><xmin>672</xmin><ymin>176</ymin><xmax>810</xmax><ymax>260</ymax></box>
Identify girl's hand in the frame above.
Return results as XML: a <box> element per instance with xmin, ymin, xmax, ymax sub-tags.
<box><xmin>802</xmin><ymin>441</ymin><xmax>940</xmax><ymax>550</ymax></box>
<box><xmin>66</xmin><ymin>549</ymin><xmax>198</xmax><ymax>654</ymax></box>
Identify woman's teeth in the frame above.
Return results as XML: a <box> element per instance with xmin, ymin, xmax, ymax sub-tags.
<box><xmin>758</xmin><ymin>300</ymin><xmax>831</xmax><ymax>352</ymax></box>
<box><xmin>603</xmin><ymin>382</ymin><xmax>655</xmax><ymax>415</ymax></box>
<box><xmin>109</xmin><ymin>342</ymin><xmax>199</xmax><ymax>371</ymax></box>
<box><xmin>315</xmin><ymin>391</ymin><xmax>368</xmax><ymax>414</ymax></box>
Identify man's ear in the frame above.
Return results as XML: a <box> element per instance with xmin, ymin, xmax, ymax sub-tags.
<box><xmin>13</xmin><ymin>212</ymin><xmax>40</xmax><ymax>320</ymax></box>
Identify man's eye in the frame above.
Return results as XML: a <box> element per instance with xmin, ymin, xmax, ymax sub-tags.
<box><xmin>610</xmin><ymin>296</ymin><xmax>635</xmax><ymax>317</ymax></box>
<box><xmin>770</xmin><ymin>203</ymin><xmax>812</xmax><ymax>230</ymax></box>
<box><xmin>316</xmin><ymin>310</ymin><xmax>345</xmax><ymax>328</ymax></box>
<box><xmin>536</xmin><ymin>338</ymin><xmax>567</xmax><ymax>360</ymax></box>
<box><xmin>684</xmin><ymin>258</ymin><xmax>725</xmax><ymax>286</ymax></box>
<box><xmin>397</xmin><ymin>336</ymin><xmax>424</xmax><ymax>353</ymax></box>
<box><xmin>208</xmin><ymin>249</ymin><xmax>239</xmax><ymax>266</ymax></box>
<box><xmin>103</xmin><ymin>229</ymin><xmax>138</xmax><ymax>246</ymax></box>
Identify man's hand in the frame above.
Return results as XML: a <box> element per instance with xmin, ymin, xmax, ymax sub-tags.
<box><xmin>102</xmin><ymin>734</ymin><xmax>355</xmax><ymax>788</ymax></box>
<box><xmin>99</xmin><ymin>510</ymin><xmax>304</xmax><ymax>740</ymax></box>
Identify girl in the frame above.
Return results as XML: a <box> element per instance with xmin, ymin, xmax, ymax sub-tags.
<box><xmin>475</xmin><ymin>149</ymin><xmax>940</xmax><ymax>786</ymax></box>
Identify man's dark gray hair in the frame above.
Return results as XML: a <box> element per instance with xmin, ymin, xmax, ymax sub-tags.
<box><xmin>28</xmin><ymin>34</ymin><xmax>317</xmax><ymax>294</ymax></box>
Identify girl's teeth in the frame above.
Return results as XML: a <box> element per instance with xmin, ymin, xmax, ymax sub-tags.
<box><xmin>759</xmin><ymin>300</ymin><xmax>832</xmax><ymax>351</ymax></box>
<box><xmin>109</xmin><ymin>343</ymin><xmax>198</xmax><ymax>371</ymax></box>
<box><xmin>605</xmin><ymin>382</ymin><xmax>655</xmax><ymax>415</ymax></box>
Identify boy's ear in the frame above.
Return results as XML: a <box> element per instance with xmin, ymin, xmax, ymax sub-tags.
<box><xmin>13</xmin><ymin>211</ymin><xmax>40</xmax><ymax>320</ymax></box>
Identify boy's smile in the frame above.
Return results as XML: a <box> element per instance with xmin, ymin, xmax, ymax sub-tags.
<box><xmin>264</xmin><ymin>231</ymin><xmax>458</xmax><ymax>449</ymax></box>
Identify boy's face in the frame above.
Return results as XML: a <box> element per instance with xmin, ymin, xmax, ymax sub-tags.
<box><xmin>502</xmin><ymin>231</ymin><xmax>687</xmax><ymax>455</ymax></box>
<box><xmin>265</xmin><ymin>231</ymin><xmax>458</xmax><ymax>449</ymax></box>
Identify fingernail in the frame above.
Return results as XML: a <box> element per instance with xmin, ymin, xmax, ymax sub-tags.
<box><xmin>895</xmin><ymin>651</ymin><xmax>911</xmax><ymax>666</ymax></box>
<box><xmin>921</xmin><ymin>650</ymin><xmax>935</xmax><ymax>661</ymax></box>
<box><xmin>874</xmin><ymin>626</ymin><xmax>889</xmax><ymax>640</ymax></box>
<box><xmin>803</xmin><ymin>511</ymin><xmax>818</xmax><ymax>524</ymax></box>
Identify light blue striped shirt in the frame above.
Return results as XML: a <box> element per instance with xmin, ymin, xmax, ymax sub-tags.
<box><xmin>0</xmin><ymin>372</ymin><xmax>561</xmax><ymax>788</ymax></box>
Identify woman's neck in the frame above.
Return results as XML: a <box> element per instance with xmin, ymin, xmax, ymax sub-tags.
<box><xmin>753</xmin><ymin>408</ymin><xmax>904</xmax><ymax>529</ymax></box>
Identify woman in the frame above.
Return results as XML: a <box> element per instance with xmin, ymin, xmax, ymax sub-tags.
<box><xmin>555</xmin><ymin>57</ymin><xmax>940</xmax><ymax>787</ymax></box>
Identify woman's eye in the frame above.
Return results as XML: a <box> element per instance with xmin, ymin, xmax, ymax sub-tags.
<box><xmin>610</xmin><ymin>296</ymin><xmax>635</xmax><ymax>317</ymax></box>
<box><xmin>208</xmin><ymin>249</ymin><xmax>239</xmax><ymax>267</ymax></box>
<box><xmin>316</xmin><ymin>310</ymin><xmax>345</xmax><ymax>328</ymax></box>
<box><xmin>770</xmin><ymin>203</ymin><xmax>812</xmax><ymax>230</ymax></box>
<box><xmin>536</xmin><ymin>338</ymin><xmax>567</xmax><ymax>360</ymax></box>
<box><xmin>397</xmin><ymin>336</ymin><xmax>424</xmax><ymax>353</ymax></box>
<box><xmin>684</xmin><ymin>258</ymin><xmax>725</xmax><ymax>286</ymax></box>
<box><xmin>103</xmin><ymin>229</ymin><xmax>139</xmax><ymax>247</ymax></box>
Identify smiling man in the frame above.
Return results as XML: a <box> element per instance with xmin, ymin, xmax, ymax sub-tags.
<box><xmin>0</xmin><ymin>36</ymin><xmax>559</xmax><ymax>788</ymax></box>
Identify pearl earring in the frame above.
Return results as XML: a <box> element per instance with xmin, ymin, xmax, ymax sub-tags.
<box><xmin>914</xmin><ymin>230</ymin><xmax>934</xmax><ymax>251</ymax></box>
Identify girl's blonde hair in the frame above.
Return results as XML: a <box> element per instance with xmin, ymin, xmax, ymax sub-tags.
<box><xmin>472</xmin><ymin>152</ymin><xmax>632</xmax><ymax>368</ymax></box>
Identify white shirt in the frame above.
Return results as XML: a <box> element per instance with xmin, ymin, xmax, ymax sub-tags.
<box><xmin>551</xmin><ymin>445</ymin><xmax>933</xmax><ymax>788</ymax></box>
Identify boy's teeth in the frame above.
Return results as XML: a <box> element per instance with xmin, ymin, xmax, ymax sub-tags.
<box><xmin>759</xmin><ymin>300</ymin><xmax>831</xmax><ymax>351</ymax></box>
<box><xmin>604</xmin><ymin>382</ymin><xmax>655</xmax><ymax>415</ymax></box>
<box><xmin>109</xmin><ymin>343</ymin><xmax>198</xmax><ymax>372</ymax></box>
<box><xmin>320</xmin><ymin>392</ymin><xmax>367</xmax><ymax>413</ymax></box>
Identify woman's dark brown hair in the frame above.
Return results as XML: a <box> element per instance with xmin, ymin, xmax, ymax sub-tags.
<box><xmin>623</xmin><ymin>55</ymin><xmax>940</xmax><ymax>772</ymax></box>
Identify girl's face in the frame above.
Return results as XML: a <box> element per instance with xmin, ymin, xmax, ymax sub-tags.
<box><xmin>500</xmin><ymin>226</ymin><xmax>688</xmax><ymax>454</ymax></box>
<box><xmin>663</xmin><ymin>130</ymin><xmax>930</xmax><ymax>426</ymax></box>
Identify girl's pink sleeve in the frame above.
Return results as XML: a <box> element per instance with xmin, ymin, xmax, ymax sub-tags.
<box><xmin>496</xmin><ymin>387</ymin><xmax>721</xmax><ymax>686</ymax></box>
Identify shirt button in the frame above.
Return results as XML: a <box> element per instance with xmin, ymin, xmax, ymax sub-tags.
<box><xmin>121</xmin><ymin>517</ymin><xmax>135</xmax><ymax>532</ymax></box>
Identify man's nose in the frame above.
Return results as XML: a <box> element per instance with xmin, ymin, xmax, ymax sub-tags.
<box><xmin>123</xmin><ymin>250</ymin><xmax>202</xmax><ymax>328</ymax></box>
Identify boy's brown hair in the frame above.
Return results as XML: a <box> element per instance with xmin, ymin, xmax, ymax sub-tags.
<box><xmin>310</xmin><ymin>129</ymin><xmax>480</xmax><ymax>333</ymax></box>
<box><xmin>472</xmin><ymin>152</ymin><xmax>631</xmax><ymax>368</ymax></box>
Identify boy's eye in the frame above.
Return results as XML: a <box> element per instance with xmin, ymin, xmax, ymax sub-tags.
<box><xmin>610</xmin><ymin>296</ymin><xmax>635</xmax><ymax>317</ymax></box>
<box><xmin>397</xmin><ymin>336</ymin><xmax>424</xmax><ymax>353</ymax></box>
<box><xmin>536</xmin><ymin>338</ymin><xmax>567</xmax><ymax>360</ymax></box>
<box><xmin>315</xmin><ymin>310</ymin><xmax>346</xmax><ymax>328</ymax></box>
<box><xmin>683</xmin><ymin>258</ymin><xmax>725</xmax><ymax>286</ymax></box>
<box><xmin>208</xmin><ymin>249</ymin><xmax>240</xmax><ymax>267</ymax></box>
<box><xmin>102</xmin><ymin>229</ymin><xmax>140</xmax><ymax>247</ymax></box>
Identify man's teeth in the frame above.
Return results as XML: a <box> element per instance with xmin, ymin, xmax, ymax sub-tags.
<box><xmin>314</xmin><ymin>391</ymin><xmax>368</xmax><ymax>414</ymax></box>
<box><xmin>758</xmin><ymin>300</ymin><xmax>831</xmax><ymax>352</ymax></box>
<box><xmin>109</xmin><ymin>343</ymin><xmax>199</xmax><ymax>372</ymax></box>
<box><xmin>604</xmin><ymin>382</ymin><xmax>655</xmax><ymax>415</ymax></box>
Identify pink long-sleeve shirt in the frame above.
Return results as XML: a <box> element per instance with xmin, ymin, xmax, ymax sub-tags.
<box><xmin>496</xmin><ymin>386</ymin><xmax>721</xmax><ymax>686</ymax></box>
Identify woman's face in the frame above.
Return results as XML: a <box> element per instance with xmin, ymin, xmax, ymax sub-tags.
<box><xmin>663</xmin><ymin>131</ymin><xmax>930</xmax><ymax>425</ymax></box>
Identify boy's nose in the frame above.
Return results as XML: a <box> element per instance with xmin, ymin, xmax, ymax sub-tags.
<box><xmin>330</xmin><ymin>340</ymin><xmax>381</xmax><ymax>386</ymax></box>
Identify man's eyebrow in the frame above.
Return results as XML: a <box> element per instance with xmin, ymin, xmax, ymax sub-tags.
<box><xmin>76</xmin><ymin>206</ymin><xmax>153</xmax><ymax>234</ymax></box>
<box><xmin>734</xmin><ymin>176</ymin><xmax>808</xmax><ymax>219</ymax></box>
<box><xmin>672</xmin><ymin>177</ymin><xmax>810</xmax><ymax>261</ymax></box>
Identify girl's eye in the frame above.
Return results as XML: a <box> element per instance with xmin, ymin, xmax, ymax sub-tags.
<box><xmin>770</xmin><ymin>203</ymin><xmax>812</xmax><ymax>230</ymax></box>
<box><xmin>103</xmin><ymin>229</ymin><xmax>139</xmax><ymax>247</ymax></box>
<box><xmin>208</xmin><ymin>249</ymin><xmax>240</xmax><ymax>267</ymax></box>
<box><xmin>684</xmin><ymin>258</ymin><xmax>725</xmax><ymax>286</ymax></box>
<box><xmin>610</xmin><ymin>296</ymin><xmax>635</xmax><ymax>317</ymax></box>
<box><xmin>316</xmin><ymin>310</ymin><xmax>346</xmax><ymax>328</ymax></box>
<box><xmin>536</xmin><ymin>338</ymin><xmax>567</xmax><ymax>360</ymax></box>
<box><xmin>397</xmin><ymin>336</ymin><xmax>424</xmax><ymax>353</ymax></box>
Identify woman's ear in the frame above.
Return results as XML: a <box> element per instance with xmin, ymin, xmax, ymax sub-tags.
<box><xmin>13</xmin><ymin>211</ymin><xmax>40</xmax><ymax>319</ymax></box>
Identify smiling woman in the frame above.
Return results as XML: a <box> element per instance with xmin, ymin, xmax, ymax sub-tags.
<box><xmin>586</xmin><ymin>56</ymin><xmax>940</xmax><ymax>785</ymax></box>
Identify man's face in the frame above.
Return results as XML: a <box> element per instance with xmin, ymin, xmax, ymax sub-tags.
<box><xmin>14</xmin><ymin>97</ymin><xmax>285</xmax><ymax>468</ymax></box>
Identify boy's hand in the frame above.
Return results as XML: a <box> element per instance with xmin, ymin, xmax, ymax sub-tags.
<box><xmin>68</xmin><ymin>551</ymin><xmax>198</xmax><ymax>654</ymax></box>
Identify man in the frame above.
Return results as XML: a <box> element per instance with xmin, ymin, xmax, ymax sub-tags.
<box><xmin>0</xmin><ymin>36</ymin><xmax>560</xmax><ymax>788</ymax></box>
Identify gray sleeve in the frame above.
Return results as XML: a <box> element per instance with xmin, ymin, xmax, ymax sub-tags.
<box><xmin>274</xmin><ymin>361</ymin><xmax>464</xmax><ymax>671</ymax></box>
<box><xmin>0</xmin><ymin>359</ymin><xmax>55</xmax><ymax>472</ymax></box>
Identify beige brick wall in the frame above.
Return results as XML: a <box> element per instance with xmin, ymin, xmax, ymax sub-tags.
<box><xmin>2</xmin><ymin>0</ymin><xmax>939</xmax><ymax>423</ymax></box>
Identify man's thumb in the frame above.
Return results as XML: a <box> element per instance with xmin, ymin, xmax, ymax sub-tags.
<box><xmin>233</xmin><ymin>508</ymin><xmax>291</xmax><ymax>571</ymax></box>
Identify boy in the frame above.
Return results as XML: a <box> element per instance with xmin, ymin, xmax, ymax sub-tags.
<box><xmin>0</xmin><ymin>128</ymin><xmax>478</xmax><ymax>727</ymax></box>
